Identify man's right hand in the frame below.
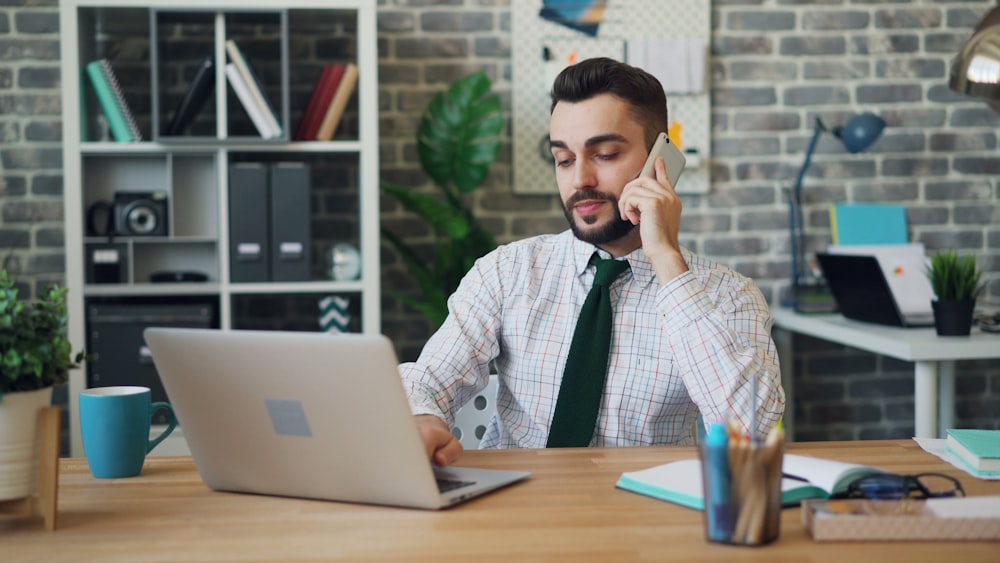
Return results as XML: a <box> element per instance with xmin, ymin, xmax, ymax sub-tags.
<box><xmin>414</xmin><ymin>415</ymin><xmax>464</xmax><ymax>466</ymax></box>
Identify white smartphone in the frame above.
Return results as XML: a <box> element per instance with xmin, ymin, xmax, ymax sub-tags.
<box><xmin>639</xmin><ymin>132</ymin><xmax>686</xmax><ymax>187</ymax></box>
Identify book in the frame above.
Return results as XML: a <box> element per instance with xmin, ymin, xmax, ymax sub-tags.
<box><xmin>85</xmin><ymin>59</ymin><xmax>142</xmax><ymax>143</ymax></box>
<box><xmin>225</xmin><ymin>63</ymin><xmax>279</xmax><ymax>139</ymax></box>
<box><xmin>225</xmin><ymin>39</ymin><xmax>282</xmax><ymax>138</ymax></box>
<box><xmin>294</xmin><ymin>64</ymin><xmax>345</xmax><ymax>141</ymax></box>
<box><xmin>946</xmin><ymin>428</ymin><xmax>1000</xmax><ymax>474</ymax></box>
<box><xmin>616</xmin><ymin>454</ymin><xmax>887</xmax><ymax>509</ymax></box>
<box><xmin>829</xmin><ymin>203</ymin><xmax>907</xmax><ymax>246</ymax></box>
<box><xmin>164</xmin><ymin>55</ymin><xmax>215</xmax><ymax>136</ymax></box>
<box><xmin>315</xmin><ymin>62</ymin><xmax>358</xmax><ymax>141</ymax></box>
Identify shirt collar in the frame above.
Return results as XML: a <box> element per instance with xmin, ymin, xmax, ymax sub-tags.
<box><xmin>568</xmin><ymin>232</ymin><xmax>657</xmax><ymax>289</ymax></box>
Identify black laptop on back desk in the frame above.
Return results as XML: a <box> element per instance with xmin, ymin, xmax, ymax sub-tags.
<box><xmin>815</xmin><ymin>253</ymin><xmax>935</xmax><ymax>328</ymax></box>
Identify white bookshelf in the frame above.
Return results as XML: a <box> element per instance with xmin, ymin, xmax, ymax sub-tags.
<box><xmin>59</xmin><ymin>0</ymin><xmax>380</xmax><ymax>456</ymax></box>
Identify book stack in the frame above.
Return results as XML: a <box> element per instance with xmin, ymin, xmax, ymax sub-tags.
<box><xmin>225</xmin><ymin>39</ymin><xmax>282</xmax><ymax>139</ymax></box>
<box><xmin>946</xmin><ymin>428</ymin><xmax>1000</xmax><ymax>476</ymax></box>
<box><xmin>85</xmin><ymin>59</ymin><xmax>143</xmax><ymax>143</ymax></box>
<box><xmin>294</xmin><ymin>62</ymin><xmax>358</xmax><ymax>141</ymax></box>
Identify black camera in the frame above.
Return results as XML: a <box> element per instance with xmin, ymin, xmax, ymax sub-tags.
<box><xmin>113</xmin><ymin>192</ymin><xmax>168</xmax><ymax>237</ymax></box>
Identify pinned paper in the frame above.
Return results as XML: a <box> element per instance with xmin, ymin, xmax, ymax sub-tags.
<box><xmin>627</xmin><ymin>38</ymin><xmax>706</xmax><ymax>95</ymax></box>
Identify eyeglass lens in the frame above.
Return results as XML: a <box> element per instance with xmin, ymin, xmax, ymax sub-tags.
<box><xmin>849</xmin><ymin>473</ymin><xmax>964</xmax><ymax>500</ymax></box>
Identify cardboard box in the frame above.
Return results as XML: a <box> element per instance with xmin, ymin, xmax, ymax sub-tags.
<box><xmin>803</xmin><ymin>497</ymin><xmax>1000</xmax><ymax>542</ymax></box>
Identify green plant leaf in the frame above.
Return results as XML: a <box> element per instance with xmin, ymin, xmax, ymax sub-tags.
<box><xmin>382</xmin><ymin>182</ymin><xmax>470</xmax><ymax>239</ymax></box>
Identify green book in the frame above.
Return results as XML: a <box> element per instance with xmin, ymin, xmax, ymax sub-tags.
<box><xmin>85</xmin><ymin>59</ymin><xmax>142</xmax><ymax>143</ymax></box>
<box><xmin>946</xmin><ymin>428</ymin><xmax>1000</xmax><ymax>475</ymax></box>
<box><xmin>616</xmin><ymin>454</ymin><xmax>886</xmax><ymax>509</ymax></box>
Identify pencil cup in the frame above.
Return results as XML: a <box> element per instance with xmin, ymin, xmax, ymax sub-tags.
<box><xmin>699</xmin><ymin>424</ymin><xmax>784</xmax><ymax>546</ymax></box>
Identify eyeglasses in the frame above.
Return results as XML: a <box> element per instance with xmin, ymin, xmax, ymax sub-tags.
<box><xmin>833</xmin><ymin>472</ymin><xmax>966</xmax><ymax>501</ymax></box>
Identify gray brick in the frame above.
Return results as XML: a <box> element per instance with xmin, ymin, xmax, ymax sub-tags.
<box><xmin>875</xmin><ymin>8</ymin><xmax>943</xmax><ymax>30</ymax></box>
<box><xmin>394</xmin><ymin>37</ymin><xmax>468</xmax><ymax>59</ymax></box>
<box><xmin>726</xmin><ymin>11</ymin><xmax>795</xmax><ymax>31</ymax></box>
<box><xmin>0</xmin><ymin>39</ymin><xmax>60</xmax><ymax>60</ymax></box>
<box><xmin>803</xmin><ymin>11</ymin><xmax>870</xmax><ymax>31</ymax></box>
<box><xmin>712</xmin><ymin>87</ymin><xmax>776</xmax><ymax>107</ymax></box>
<box><xmin>735</xmin><ymin>161</ymin><xmax>784</xmax><ymax>181</ymax></box>
<box><xmin>810</xmin><ymin>404</ymin><xmax>882</xmax><ymax>424</ymax></box>
<box><xmin>702</xmin><ymin>236</ymin><xmax>769</xmax><ymax>256</ymax></box>
<box><xmin>930</xmin><ymin>132</ymin><xmax>996</xmax><ymax>152</ymax></box>
<box><xmin>0</xmin><ymin>146</ymin><xmax>62</xmax><ymax>169</ymax></box>
<box><xmin>856</xmin><ymin>83</ymin><xmax>923</xmax><ymax>104</ymax></box>
<box><xmin>918</xmin><ymin>230</ymin><xmax>985</xmax><ymax>251</ymax></box>
<box><xmin>708</xmin><ymin>185</ymin><xmax>776</xmax><ymax>208</ymax></box>
<box><xmin>783</xmin><ymin>86</ymin><xmax>850</xmax><ymax>106</ymax></box>
<box><xmin>34</xmin><ymin>227</ymin><xmax>63</xmax><ymax>247</ymax></box>
<box><xmin>17</xmin><ymin>65</ymin><xmax>59</xmax><ymax>88</ymax></box>
<box><xmin>378</xmin><ymin>11</ymin><xmax>417</xmax><ymax>33</ymax></box>
<box><xmin>884</xmin><ymin>402</ymin><xmax>914</xmax><ymax>423</ymax></box>
<box><xmin>924</xmin><ymin>32</ymin><xmax>973</xmax><ymax>53</ymax></box>
<box><xmin>1</xmin><ymin>199</ymin><xmax>63</xmax><ymax>222</ymax></box>
<box><xmin>906</xmin><ymin>206</ymin><xmax>949</xmax><ymax>226</ymax></box>
<box><xmin>421</xmin><ymin>11</ymin><xmax>492</xmax><ymax>32</ymax></box>
<box><xmin>679</xmin><ymin>213</ymin><xmax>731</xmax><ymax>234</ymax></box>
<box><xmin>949</xmin><ymin>107</ymin><xmax>1000</xmax><ymax>127</ymax></box>
<box><xmin>849</xmin><ymin>34</ymin><xmax>920</xmax><ymax>55</ymax></box>
<box><xmin>0</xmin><ymin>228</ymin><xmax>30</xmax><ymax>248</ymax></box>
<box><xmin>947</xmin><ymin>7</ymin><xmax>990</xmax><ymax>29</ymax></box>
<box><xmin>24</xmin><ymin>120</ymin><xmax>60</xmax><ymax>141</ymax></box>
<box><xmin>712</xmin><ymin>36</ymin><xmax>773</xmax><ymax>56</ymax></box>
<box><xmin>879</xmin><ymin>108</ymin><xmax>946</xmax><ymax>127</ymax></box>
<box><xmin>31</xmin><ymin>174</ymin><xmax>61</xmax><ymax>195</ymax></box>
<box><xmin>712</xmin><ymin>136</ymin><xmax>781</xmax><ymax>156</ymax></box>
<box><xmin>474</xmin><ymin>36</ymin><xmax>509</xmax><ymax>58</ymax></box>
<box><xmin>954</xmin><ymin>156</ymin><xmax>1000</xmax><ymax>175</ymax></box>
<box><xmin>24</xmin><ymin>252</ymin><xmax>64</xmax><ymax>275</ymax></box>
<box><xmin>0</xmin><ymin>93</ymin><xmax>61</xmax><ymax>114</ymax></box>
<box><xmin>882</xmin><ymin>156</ymin><xmax>949</xmax><ymax>177</ymax></box>
<box><xmin>730</xmin><ymin>61</ymin><xmax>796</xmax><ymax>82</ymax></box>
<box><xmin>779</xmin><ymin>36</ymin><xmax>846</xmax><ymax>56</ymax></box>
<box><xmin>734</xmin><ymin>112</ymin><xmax>799</xmax><ymax>132</ymax></box>
<box><xmin>0</xmin><ymin>120</ymin><xmax>18</xmax><ymax>143</ymax></box>
<box><xmin>848</xmin><ymin>378</ymin><xmax>914</xmax><ymax>399</ymax></box>
<box><xmin>928</xmin><ymin>83</ymin><xmax>976</xmax><ymax>104</ymax></box>
<box><xmin>735</xmin><ymin>210</ymin><xmax>786</xmax><ymax>230</ymax></box>
<box><xmin>0</xmin><ymin>175</ymin><xmax>26</xmax><ymax>196</ymax></box>
<box><xmin>0</xmin><ymin>67</ymin><xmax>11</xmax><ymax>88</ymax></box>
<box><xmin>0</xmin><ymin>13</ymin><xmax>9</xmax><ymax>33</ymax></box>
<box><xmin>852</xmin><ymin>181</ymin><xmax>919</xmax><ymax>202</ymax></box>
<box><xmin>14</xmin><ymin>11</ymin><xmax>58</xmax><ymax>34</ymax></box>
<box><xmin>925</xmin><ymin>180</ymin><xmax>995</xmax><ymax>201</ymax></box>
<box><xmin>875</xmin><ymin>58</ymin><xmax>946</xmax><ymax>79</ymax></box>
<box><xmin>803</xmin><ymin>61</ymin><xmax>870</xmax><ymax>80</ymax></box>
<box><xmin>865</xmin><ymin>132</ymin><xmax>925</xmax><ymax>153</ymax></box>
<box><xmin>954</xmin><ymin>204</ymin><xmax>998</xmax><ymax>225</ymax></box>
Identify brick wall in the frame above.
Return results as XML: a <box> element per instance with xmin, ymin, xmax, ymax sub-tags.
<box><xmin>2</xmin><ymin>0</ymin><xmax>997</xmax><ymax>440</ymax></box>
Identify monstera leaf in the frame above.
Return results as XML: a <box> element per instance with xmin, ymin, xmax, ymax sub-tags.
<box><xmin>381</xmin><ymin>71</ymin><xmax>503</xmax><ymax>328</ymax></box>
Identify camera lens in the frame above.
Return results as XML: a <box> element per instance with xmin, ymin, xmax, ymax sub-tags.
<box><xmin>124</xmin><ymin>202</ymin><xmax>158</xmax><ymax>235</ymax></box>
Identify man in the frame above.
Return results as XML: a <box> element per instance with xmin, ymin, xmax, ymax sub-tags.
<box><xmin>401</xmin><ymin>57</ymin><xmax>784</xmax><ymax>466</ymax></box>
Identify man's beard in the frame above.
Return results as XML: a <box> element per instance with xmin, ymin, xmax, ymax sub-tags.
<box><xmin>562</xmin><ymin>191</ymin><xmax>636</xmax><ymax>245</ymax></box>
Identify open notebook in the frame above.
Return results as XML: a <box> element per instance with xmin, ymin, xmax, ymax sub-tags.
<box><xmin>616</xmin><ymin>454</ymin><xmax>886</xmax><ymax>508</ymax></box>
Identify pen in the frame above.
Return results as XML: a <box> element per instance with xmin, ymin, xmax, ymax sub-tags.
<box><xmin>704</xmin><ymin>422</ymin><xmax>734</xmax><ymax>541</ymax></box>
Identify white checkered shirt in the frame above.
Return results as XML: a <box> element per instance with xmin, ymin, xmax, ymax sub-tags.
<box><xmin>400</xmin><ymin>230</ymin><xmax>784</xmax><ymax>449</ymax></box>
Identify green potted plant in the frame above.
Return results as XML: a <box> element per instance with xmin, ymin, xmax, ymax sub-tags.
<box><xmin>0</xmin><ymin>269</ymin><xmax>86</xmax><ymax>500</ymax></box>
<box><xmin>381</xmin><ymin>71</ymin><xmax>503</xmax><ymax>328</ymax></box>
<box><xmin>925</xmin><ymin>249</ymin><xmax>986</xmax><ymax>336</ymax></box>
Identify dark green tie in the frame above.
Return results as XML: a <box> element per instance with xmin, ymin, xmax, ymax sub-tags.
<box><xmin>547</xmin><ymin>255</ymin><xmax>630</xmax><ymax>448</ymax></box>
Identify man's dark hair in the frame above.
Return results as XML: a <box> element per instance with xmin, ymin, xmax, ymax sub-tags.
<box><xmin>550</xmin><ymin>57</ymin><xmax>669</xmax><ymax>149</ymax></box>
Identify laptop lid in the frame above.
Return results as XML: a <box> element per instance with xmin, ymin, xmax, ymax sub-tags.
<box><xmin>143</xmin><ymin>328</ymin><xmax>528</xmax><ymax>510</ymax></box>
<box><xmin>825</xmin><ymin>243</ymin><xmax>934</xmax><ymax>316</ymax></box>
<box><xmin>815</xmin><ymin>253</ymin><xmax>933</xmax><ymax>328</ymax></box>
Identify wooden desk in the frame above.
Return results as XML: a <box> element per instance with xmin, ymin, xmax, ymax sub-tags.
<box><xmin>2</xmin><ymin>441</ymin><xmax>998</xmax><ymax>561</ymax></box>
<box><xmin>772</xmin><ymin>307</ymin><xmax>1000</xmax><ymax>439</ymax></box>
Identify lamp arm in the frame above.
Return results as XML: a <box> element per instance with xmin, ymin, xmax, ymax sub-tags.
<box><xmin>789</xmin><ymin>118</ymin><xmax>826</xmax><ymax>292</ymax></box>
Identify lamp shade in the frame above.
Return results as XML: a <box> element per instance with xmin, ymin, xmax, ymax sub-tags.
<box><xmin>835</xmin><ymin>113</ymin><xmax>886</xmax><ymax>154</ymax></box>
<box><xmin>949</xmin><ymin>6</ymin><xmax>1000</xmax><ymax>107</ymax></box>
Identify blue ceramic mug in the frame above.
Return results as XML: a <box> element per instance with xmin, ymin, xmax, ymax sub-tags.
<box><xmin>79</xmin><ymin>386</ymin><xmax>177</xmax><ymax>478</ymax></box>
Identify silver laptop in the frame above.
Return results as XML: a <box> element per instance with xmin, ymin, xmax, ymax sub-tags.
<box><xmin>143</xmin><ymin>327</ymin><xmax>529</xmax><ymax>509</ymax></box>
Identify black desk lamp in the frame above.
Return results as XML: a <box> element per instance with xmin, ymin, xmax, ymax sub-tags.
<box><xmin>950</xmin><ymin>4</ymin><xmax>1000</xmax><ymax>111</ymax></box>
<box><xmin>786</xmin><ymin>112</ymin><xmax>886</xmax><ymax>309</ymax></box>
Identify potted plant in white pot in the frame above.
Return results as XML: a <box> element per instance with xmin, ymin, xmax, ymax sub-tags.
<box><xmin>925</xmin><ymin>249</ymin><xmax>986</xmax><ymax>336</ymax></box>
<box><xmin>0</xmin><ymin>269</ymin><xmax>86</xmax><ymax>501</ymax></box>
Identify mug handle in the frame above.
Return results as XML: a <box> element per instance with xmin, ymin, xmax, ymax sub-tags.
<box><xmin>147</xmin><ymin>402</ymin><xmax>178</xmax><ymax>453</ymax></box>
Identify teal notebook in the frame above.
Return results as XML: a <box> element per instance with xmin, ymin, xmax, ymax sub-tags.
<box><xmin>945</xmin><ymin>429</ymin><xmax>1000</xmax><ymax>475</ymax></box>
<box><xmin>85</xmin><ymin>59</ymin><xmax>142</xmax><ymax>143</ymax></box>
<box><xmin>616</xmin><ymin>454</ymin><xmax>886</xmax><ymax>509</ymax></box>
<box><xmin>829</xmin><ymin>204</ymin><xmax>907</xmax><ymax>246</ymax></box>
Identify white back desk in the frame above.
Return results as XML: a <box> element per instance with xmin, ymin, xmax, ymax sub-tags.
<box><xmin>772</xmin><ymin>307</ymin><xmax>1000</xmax><ymax>438</ymax></box>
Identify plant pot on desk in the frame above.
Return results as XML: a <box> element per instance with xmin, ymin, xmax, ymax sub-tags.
<box><xmin>931</xmin><ymin>299</ymin><xmax>976</xmax><ymax>336</ymax></box>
